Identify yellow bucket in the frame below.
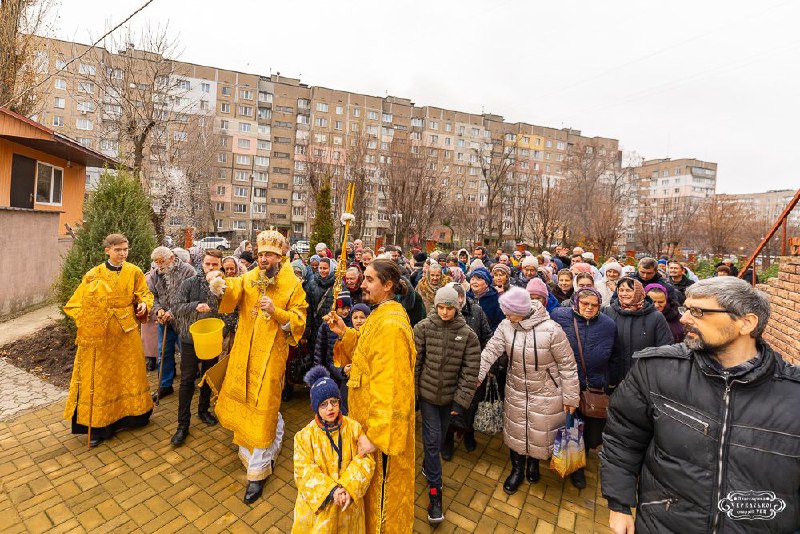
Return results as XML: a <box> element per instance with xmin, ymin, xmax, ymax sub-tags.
<box><xmin>189</xmin><ymin>318</ymin><xmax>225</xmax><ymax>360</ymax></box>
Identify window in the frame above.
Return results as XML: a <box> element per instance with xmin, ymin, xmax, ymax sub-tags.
<box><xmin>557</xmin><ymin>141</ymin><xmax>565</xmax><ymax>150</ymax></box>
<box><xmin>201</xmin><ymin>82</ymin><xmax>211</xmax><ymax>93</ymax></box>
<box><xmin>234</xmin><ymin>187</ymin><xmax>248</xmax><ymax>197</ymax></box>
<box><xmin>216</xmin><ymin>219</ymin><xmax>224</xmax><ymax>229</ymax></box>
<box><xmin>54</xmin><ymin>97</ymin><xmax>65</xmax><ymax>108</ymax></box>
<box><xmin>270</xmin><ymin>197</ymin><xmax>288</xmax><ymax>204</ymax></box>
<box><xmin>77</xmin><ymin>137</ymin><xmax>92</xmax><ymax>147</ymax></box>
<box><xmin>107</xmin><ymin>67</ymin><xmax>123</xmax><ymax>80</ymax></box>
<box><xmin>258</xmin><ymin>124</ymin><xmax>271</xmax><ymax>136</ymax></box>
<box><xmin>412</xmin><ymin>118</ymin><xmax>424</xmax><ymax>127</ymax></box>
<box><xmin>315</xmin><ymin>117</ymin><xmax>328</xmax><ymax>127</ymax></box>
<box><xmin>258</xmin><ymin>107</ymin><xmax>271</xmax><ymax>120</ymax></box>
<box><xmin>220</xmin><ymin>102</ymin><xmax>230</xmax><ymax>113</ymax></box>
<box><xmin>257</xmin><ymin>139</ymin><xmax>271</xmax><ymax>150</ymax></box>
<box><xmin>77</xmin><ymin>100</ymin><xmax>95</xmax><ymax>112</ymax></box>
<box><xmin>233</xmin><ymin>203</ymin><xmax>248</xmax><ymax>213</ymax></box>
<box><xmin>177</xmin><ymin>79</ymin><xmax>191</xmax><ymax>90</ymax></box>
<box><xmin>231</xmin><ymin>220</ymin><xmax>247</xmax><ymax>230</ymax></box>
<box><xmin>221</xmin><ymin>86</ymin><xmax>231</xmax><ymax>96</ymax></box>
<box><xmin>35</xmin><ymin>163</ymin><xmax>63</xmax><ymax>205</ymax></box>
<box><xmin>215</xmin><ymin>202</ymin><xmax>225</xmax><ymax>212</ymax></box>
<box><xmin>296</xmin><ymin>114</ymin><xmax>309</xmax><ymax>125</ymax></box>
<box><xmin>99</xmin><ymin>139</ymin><xmax>118</xmax><ymax>151</ymax></box>
<box><xmin>367</xmin><ymin>110</ymin><xmax>378</xmax><ymax>120</ymax></box>
<box><xmin>235</xmin><ymin>154</ymin><xmax>250</xmax><ymax>165</ymax></box>
<box><xmin>545</xmin><ymin>140</ymin><xmax>553</xmax><ymax>148</ymax></box>
<box><xmin>173</xmin><ymin>131</ymin><xmax>188</xmax><ymax>141</ymax></box>
<box><xmin>240</xmin><ymin>89</ymin><xmax>254</xmax><ymax>100</ymax></box>
<box><xmin>255</xmin><ymin>156</ymin><xmax>269</xmax><ymax>167</ymax></box>
<box><xmin>220</xmin><ymin>119</ymin><xmax>230</xmax><ymax>130</ymax></box>
<box><xmin>76</xmin><ymin>118</ymin><xmax>93</xmax><ymax>130</ymax></box>
<box><xmin>662</xmin><ymin>170</ymin><xmax>669</xmax><ymax>177</ymax></box>
<box><xmin>316</xmin><ymin>102</ymin><xmax>328</xmax><ymax>112</ymax></box>
<box><xmin>258</xmin><ymin>91</ymin><xmax>272</xmax><ymax>103</ymax></box>
<box><xmin>253</xmin><ymin>204</ymin><xmax>266</xmax><ymax>214</ymax></box>
<box><xmin>334</xmin><ymin>120</ymin><xmax>343</xmax><ymax>130</ymax></box>
<box><xmin>55</xmin><ymin>58</ymin><xmax>67</xmax><ymax>70</ymax></box>
<box><xmin>79</xmin><ymin>63</ymin><xmax>96</xmax><ymax>76</ymax></box>
<box><xmin>218</xmin><ymin>153</ymin><xmax>228</xmax><ymax>163</ymax></box>
<box><xmin>253</xmin><ymin>187</ymin><xmax>267</xmax><ymax>198</ymax></box>
<box><xmin>238</xmin><ymin>105</ymin><xmax>253</xmax><ymax>116</ymax></box>
<box><xmin>78</xmin><ymin>81</ymin><xmax>94</xmax><ymax>93</ymax></box>
<box><xmin>54</xmin><ymin>78</ymin><xmax>66</xmax><ymax>90</ymax></box>
<box><xmin>353</xmin><ymin>107</ymin><xmax>361</xmax><ymax>117</ymax></box>
<box><xmin>335</xmin><ymin>106</ymin><xmax>343</xmax><ymax>115</ymax></box>
<box><xmin>239</xmin><ymin>122</ymin><xmax>252</xmax><ymax>133</ymax></box>
<box><xmin>430</xmin><ymin>121</ymin><xmax>439</xmax><ymax>130</ymax></box>
<box><xmin>235</xmin><ymin>171</ymin><xmax>249</xmax><ymax>181</ymax></box>
<box><xmin>216</xmin><ymin>186</ymin><xmax>226</xmax><ymax>195</ymax></box>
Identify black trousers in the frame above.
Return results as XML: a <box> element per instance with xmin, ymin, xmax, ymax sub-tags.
<box><xmin>177</xmin><ymin>342</ymin><xmax>217</xmax><ymax>427</ymax></box>
<box><xmin>420</xmin><ymin>400</ymin><xmax>451</xmax><ymax>488</ymax></box>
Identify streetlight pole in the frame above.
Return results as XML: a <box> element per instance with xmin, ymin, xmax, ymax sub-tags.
<box><xmin>390</xmin><ymin>212</ymin><xmax>402</xmax><ymax>246</ymax></box>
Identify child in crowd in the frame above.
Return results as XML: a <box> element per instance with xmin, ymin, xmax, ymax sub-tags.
<box><xmin>315</xmin><ymin>291</ymin><xmax>353</xmax><ymax>414</ymax></box>
<box><xmin>292</xmin><ymin>366</ymin><xmax>375</xmax><ymax>533</ymax></box>
<box><xmin>413</xmin><ymin>286</ymin><xmax>481</xmax><ymax>524</ymax></box>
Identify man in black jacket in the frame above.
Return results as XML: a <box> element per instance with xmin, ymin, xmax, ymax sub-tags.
<box><xmin>633</xmin><ymin>256</ymin><xmax>685</xmax><ymax>305</ymax></box>
<box><xmin>666</xmin><ymin>259</ymin><xmax>694</xmax><ymax>298</ymax></box>
<box><xmin>601</xmin><ymin>276</ymin><xmax>800</xmax><ymax>534</ymax></box>
<box><xmin>170</xmin><ymin>249</ymin><xmax>224</xmax><ymax>446</ymax></box>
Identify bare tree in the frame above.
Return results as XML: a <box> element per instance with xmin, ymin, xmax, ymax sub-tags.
<box><xmin>0</xmin><ymin>0</ymin><xmax>55</xmax><ymax>116</ymax></box>
<box><xmin>380</xmin><ymin>138</ymin><xmax>447</xmax><ymax>247</ymax></box>
<box><xmin>635</xmin><ymin>196</ymin><xmax>701</xmax><ymax>257</ymax></box>
<box><xmin>526</xmin><ymin>174</ymin><xmax>563</xmax><ymax>251</ymax></box>
<box><xmin>689</xmin><ymin>194</ymin><xmax>755</xmax><ymax>255</ymax></box>
<box><xmin>474</xmin><ymin>138</ymin><xmax>517</xmax><ymax>246</ymax></box>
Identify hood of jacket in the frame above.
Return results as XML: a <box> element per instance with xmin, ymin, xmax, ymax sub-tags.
<box><xmin>510</xmin><ymin>301</ymin><xmax>550</xmax><ymax>331</ymax></box>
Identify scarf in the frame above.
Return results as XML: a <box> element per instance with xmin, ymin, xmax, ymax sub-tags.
<box><xmin>618</xmin><ymin>278</ymin><xmax>646</xmax><ymax>311</ymax></box>
<box><xmin>417</xmin><ymin>271</ymin><xmax>451</xmax><ymax>305</ymax></box>
<box><xmin>316</xmin><ymin>414</ymin><xmax>344</xmax><ymax>471</ymax></box>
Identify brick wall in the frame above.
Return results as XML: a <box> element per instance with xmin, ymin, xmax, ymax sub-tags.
<box><xmin>758</xmin><ymin>255</ymin><xmax>800</xmax><ymax>364</ymax></box>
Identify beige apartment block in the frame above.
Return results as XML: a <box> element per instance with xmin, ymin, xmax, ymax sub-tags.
<box><xmin>31</xmin><ymin>36</ymin><xmax>622</xmax><ymax>247</ymax></box>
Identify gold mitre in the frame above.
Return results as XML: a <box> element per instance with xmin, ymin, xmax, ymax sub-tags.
<box><xmin>256</xmin><ymin>228</ymin><xmax>287</xmax><ymax>255</ymax></box>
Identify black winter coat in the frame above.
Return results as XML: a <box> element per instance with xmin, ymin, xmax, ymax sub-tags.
<box><xmin>413</xmin><ymin>311</ymin><xmax>481</xmax><ymax>410</ymax></box>
<box><xmin>314</xmin><ymin>316</ymin><xmax>352</xmax><ymax>384</ymax></box>
<box><xmin>602</xmin><ymin>297</ymin><xmax>674</xmax><ymax>384</ymax></box>
<box><xmin>305</xmin><ymin>271</ymin><xmax>336</xmax><ymax>345</ymax></box>
<box><xmin>172</xmin><ymin>274</ymin><xmax>220</xmax><ymax>344</ymax></box>
<box><xmin>632</xmin><ymin>271</ymin><xmax>686</xmax><ymax>304</ymax></box>
<box><xmin>462</xmin><ymin>297</ymin><xmax>492</xmax><ymax>349</ymax></box>
<box><xmin>666</xmin><ymin>275</ymin><xmax>694</xmax><ymax>297</ymax></box>
<box><xmin>550</xmin><ymin>307</ymin><xmax>619</xmax><ymax>391</ymax></box>
<box><xmin>601</xmin><ymin>341</ymin><xmax>800</xmax><ymax>533</ymax></box>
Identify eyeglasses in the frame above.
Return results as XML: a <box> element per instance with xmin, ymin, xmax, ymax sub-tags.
<box><xmin>319</xmin><ymin>399</ymin><xmax>340</xmax><ymax>409</ymax></box>
<box><xmin>678</xmin><ymin>306</ymin><xmax>729</xmax><ymax>318</ymax></box>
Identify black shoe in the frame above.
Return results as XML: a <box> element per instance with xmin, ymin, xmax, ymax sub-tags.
<box><xmin>503</xmin><ymin>451</ymin><xmax>525</xmax><ymax>495</ymax></box>
<box><xmin>88</xmin><ymin>436</ymin><xmax>104</xmax><ymax>448</ymax></box>
<box><xmin>146</xmin><ymin>357</ymin><xmax>157</xmax><ymax>371</ymax></box>
<box><xmin>463</xmin><ymin>430</ymin><xmax>477</xmax><ymax>452</ymax></box>
<box><xmin>281</xmin><ymin>385</ymin><xmax>292</xmax><ymax>402</ymax></box>
<box><xmin>151</xmin><ymin>386</ymin><xmax>174</xmax><ymax>402</ymax></box>
<box><xmin>526</xmin><ymin>456</ymin><xmax>540</xmax><ymax>483</ymax></box>
<box><xmin>198</xmin><ymin>411</ymin><xmax>218</xmax><ymax>426</ymax></box>
<box><xmin>171</xmin><ymin>426</ymin><xmax>189</xmax><ymax>447</ymax></box>
<box><xmin>243</xmin><ymin>480</ymin><xmax>265</xmax><ymax>504</ymax></box>
<box><xmin>570</xmin><ymin>468</ymin><xmax>587</xmax><ymax>489</ymax></box>
<box><xmin>441</xmin><ymin>430</ymin><xmax>455</xmax><ymax>461</ymax></box>
<box><xmin>427</xmin><ymin>487</ymin><xmax>444</xmax><ymax>524</ymax></box>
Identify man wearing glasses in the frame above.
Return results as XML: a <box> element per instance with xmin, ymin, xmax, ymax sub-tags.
<box><xmin>600</xmin><ymin>276</ymin><xmax>800</xmax><ymax>534</ymax></box>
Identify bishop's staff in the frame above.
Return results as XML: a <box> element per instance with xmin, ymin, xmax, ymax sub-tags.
<box><xmin>331</xmin><ymin>182</ymin><xmax>356</xmax><ymax>312</ymax></box>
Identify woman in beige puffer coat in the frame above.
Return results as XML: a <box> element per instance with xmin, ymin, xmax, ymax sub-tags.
<box><xmin>478</xmin><ymin>287</ymin><xmax>579</xmax><ymax>494</ymax></box>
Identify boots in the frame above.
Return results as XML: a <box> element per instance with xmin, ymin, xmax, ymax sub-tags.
<box><xmin>441</xmin><ymin>429</ymin><xmax>455</xmax><ymax>461</ymax></box>
<box><xmin>243</xmin><ymin>479</ymin><xmax>265</xmax><ymax>504</ymax></box>
<box><xmin>526</xmin><ymin>456</ymin><xmax>540</xmax><ymax>483</ymax></box>
<box><xmin>463</xmin><ymin>430</ymin><xmax>477</xmax><ymax>452</ymax></box>
<box><xmin>427</xmin><ymin>486</ymin><xmax>444</xmax><ymax>524</ymax></box>
<box><xmin>503</xmin><ymin>450</ymin><xmax>525</xmax><ymax>495</ymax></box>
<box><xmin>570</xmin><ymin>467</ymin><xmax>587</xmax><ymax>489</ymax></box>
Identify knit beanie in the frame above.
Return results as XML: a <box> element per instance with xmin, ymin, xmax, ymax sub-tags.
<box><xmin>499</xmin><ymin>286</ymin><xmax>533</xmax><ymax>317</ymax></box>
<box><xmin>571</xmin><ymin>263</ymin><xmax>593</xmax><ymax>274</ymax></box>
<box><xmin>526</xmin><ymin>278</ymin><xmax>549</xmax><ymax>299</ymax></box>
<box><xmin>469</xmin><ymin>267</ymin><xmax>493</xmax><ymax>287</ymax></box>
<box><xmin>603</xmin><ymin>261</ymin><xmax>623</xmax><ymax>275</ymax></box>
<box><xmin>491</xmin><ymin>263</ymin><xmax>511</xmax><ymax>277</ymax></box>
<box><xmin>582</xmin><ymin>252</ymin><xmax>595</xmax><ymax>261</ymax></box>
<box><xmin>304</xmin><ymin>365</ymin><xmax>341</xmax><ymax>414</ymax></box>
<box><xmin>336</xmin><ymin>290</ymin><xmax>352</xmax><ymax>309</ymax></box>
<box><xmin>350</xmin><ymin>303</ymin><xmax>371</xmax><ymax>318</ymax></box>
<box><xmin>521</xmin><ymin>256</ymin><xmax>538</xmax><ymax>268</ymax></box>
<box><xmin>434</xmin><ymin>286</ymin><xmax>459</xmax><ymax>308</ymax></box>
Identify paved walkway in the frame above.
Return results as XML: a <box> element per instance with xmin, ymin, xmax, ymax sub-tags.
<box><xmin>0</xmin><ymin>360</ymin><xmax>66</xmax><ymax>422</ymax></box>
<box><xmin>0</xmin><ymin>305</ymin><xmax>60</xmax><ymax>347</ymax></box>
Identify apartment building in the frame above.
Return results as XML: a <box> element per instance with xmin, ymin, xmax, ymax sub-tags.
<box><xmin>32</xmin><ymin>37</ymin><xmax>621</xmax><ymax>247</ymax></box>
<box><xmin>720</xmin><ymin>189</ymin><xmax>800</xmax><ymax>227</ymax></box>
<box><xmin>637</xmin><ymin>158</ymin><xmax>717</xmax><ymax>201</ymax></box>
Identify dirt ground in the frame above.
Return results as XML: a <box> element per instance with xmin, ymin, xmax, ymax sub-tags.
<box><xmin>0</xmin><ymin>322</ymin><xmax>75</xmax><ymax>388</ymax></box>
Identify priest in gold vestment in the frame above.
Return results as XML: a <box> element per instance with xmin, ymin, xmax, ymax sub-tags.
<box><xmin>329</xmin><ymin>258</ymin><xmax>416</xmax><ymax>534</ymax></box>
<box><xmin>207</xmin><ymin>229</ymin><xmax>307</xmax><ymax>504</ymax></box>
<box><xmin>63</xmin><ymin>234</ymin><xmax>154</xmax><ymax>448</ymax></box>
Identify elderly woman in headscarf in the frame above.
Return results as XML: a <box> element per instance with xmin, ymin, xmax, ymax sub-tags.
<box><xmin>644</xmin><ymin>282</ymin><xmax>684</xmax><ymax>343</ymax></box>
<box><xmin>550</xmin><ymin>287</ymin><xmax>619</xmax><ymax>489</ymax></box>
<box><xmin>602</xmin><ymin>277</ymin><xmax>673</xmax><ymax>385</ymax></box>
<box><xmin>416</xmin><ymin>261</ymin><xmax>452</xmax><ymax>311</ymax></box>
<box><xmin>491</xmin><ymin>263</ymin><xmax>512</xmax><ymax>295</ymax></box>
<box><xmin>233</xmin><ymin>239</ymin><xmax>253</xmax><ymax>259</ymax></box>
<box><xmin>596</xmin><ymin>261</ymin><xmax>623</xmax><ymax>306</ymax></box>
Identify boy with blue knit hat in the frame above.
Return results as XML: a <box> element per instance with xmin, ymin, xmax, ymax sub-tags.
<box><xmin>292</xmin><ymin>365</ymin><xmax>375</xmax><ymax>533</ymax></box>
<box><xmin>413</xmin><ymin>286</ymin><xmax>481</xmax><ymax>524</ymax></box>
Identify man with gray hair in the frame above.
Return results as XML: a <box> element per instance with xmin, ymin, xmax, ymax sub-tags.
<box><xmin>601</xmin><ymin>277</ymin><xmax>800</xmax><ymax>534</ymax></box>
<box><xmin>149</xmin><ymin>246</ymin><xmax>197</xmax><ymax>401</ymax></box>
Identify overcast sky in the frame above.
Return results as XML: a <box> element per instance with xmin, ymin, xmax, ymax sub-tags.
<box><xmin>54</xmin><ymin>0</ymin><xmax>800</xmax><ymax>194</ymax></box>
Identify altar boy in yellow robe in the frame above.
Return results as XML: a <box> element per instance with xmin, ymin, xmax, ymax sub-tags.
<box><xmin>292</xmin><ymin>365</ymin><xmax>375</xmax><ymax>533</ymax></box>
<box><xmin>63</xmin><ymin>233</ymin><xmax>154</xmax><ymax>448</ymax></box>
<box><xmin>206</xmin><ymin>229</ymin><xmax>307</xmax><ymax>503</ymax></box>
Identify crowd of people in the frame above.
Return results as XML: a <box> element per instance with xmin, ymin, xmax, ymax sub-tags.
<box><xmin>62</xmin><ymin>234</ymin><xmax>800</xmax><ymax>533</ymax></box>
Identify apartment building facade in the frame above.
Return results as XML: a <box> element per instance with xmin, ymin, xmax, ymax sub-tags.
<box><xmin>32</xmin><ymin>37</ymin><xmax>621</xmax><ymax>247</ymax></box>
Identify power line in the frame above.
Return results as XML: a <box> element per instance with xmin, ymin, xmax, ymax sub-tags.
<box><xmin>2</xmin><ymin>0</ymin><xmax>157</xmax><ymax>109</ymax></box>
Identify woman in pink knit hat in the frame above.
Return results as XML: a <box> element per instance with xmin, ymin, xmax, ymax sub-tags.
<box><xmin>477</xmin><ymin>287</ymin><xmax>579</xmax><ymax>495</ymax></box>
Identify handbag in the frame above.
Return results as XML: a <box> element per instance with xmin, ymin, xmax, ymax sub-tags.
<box><xmin>550</xmin><ymin>413</ymin><xmax>586</xmax><ymax>477</ymax></box>
<box><xmin>473</xmin><ymin>374</ymin><xmax>504</xmax><ymax>435</ymax></box>
<box><xmin>573</xmin><ymin>317</ymin><xmax>609</xmax><ymax>419</ymax></box>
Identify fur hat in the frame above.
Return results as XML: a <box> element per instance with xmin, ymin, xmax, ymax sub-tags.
<box><xmin>499</xmin><ymin>286</ymin><xmax>533</xmax><ymax>317</ymax></box>
<box><xmin>434</xmin><ymin>286</ymin><xmax>460</xmax><ymax>308</ymax></box>
<box><xmin>581</xmin><ymin>252</ymin><xmax>595</xmax><ymax>261</ymax></box>
<box><xmin>304</xmin><ymin>366</ymin><xmax>341</xmax><ymax>414</ymax></box>
<box><xmin>521</xmin><ymin>256</ymin><xmax>538</xmax><ymax>268</ymax></box>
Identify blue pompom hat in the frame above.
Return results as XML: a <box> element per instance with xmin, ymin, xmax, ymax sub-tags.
<box><xmin>304</xmin><ymin>365</ymin><xmax>341</xmax><ymax>414</ymax></box>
